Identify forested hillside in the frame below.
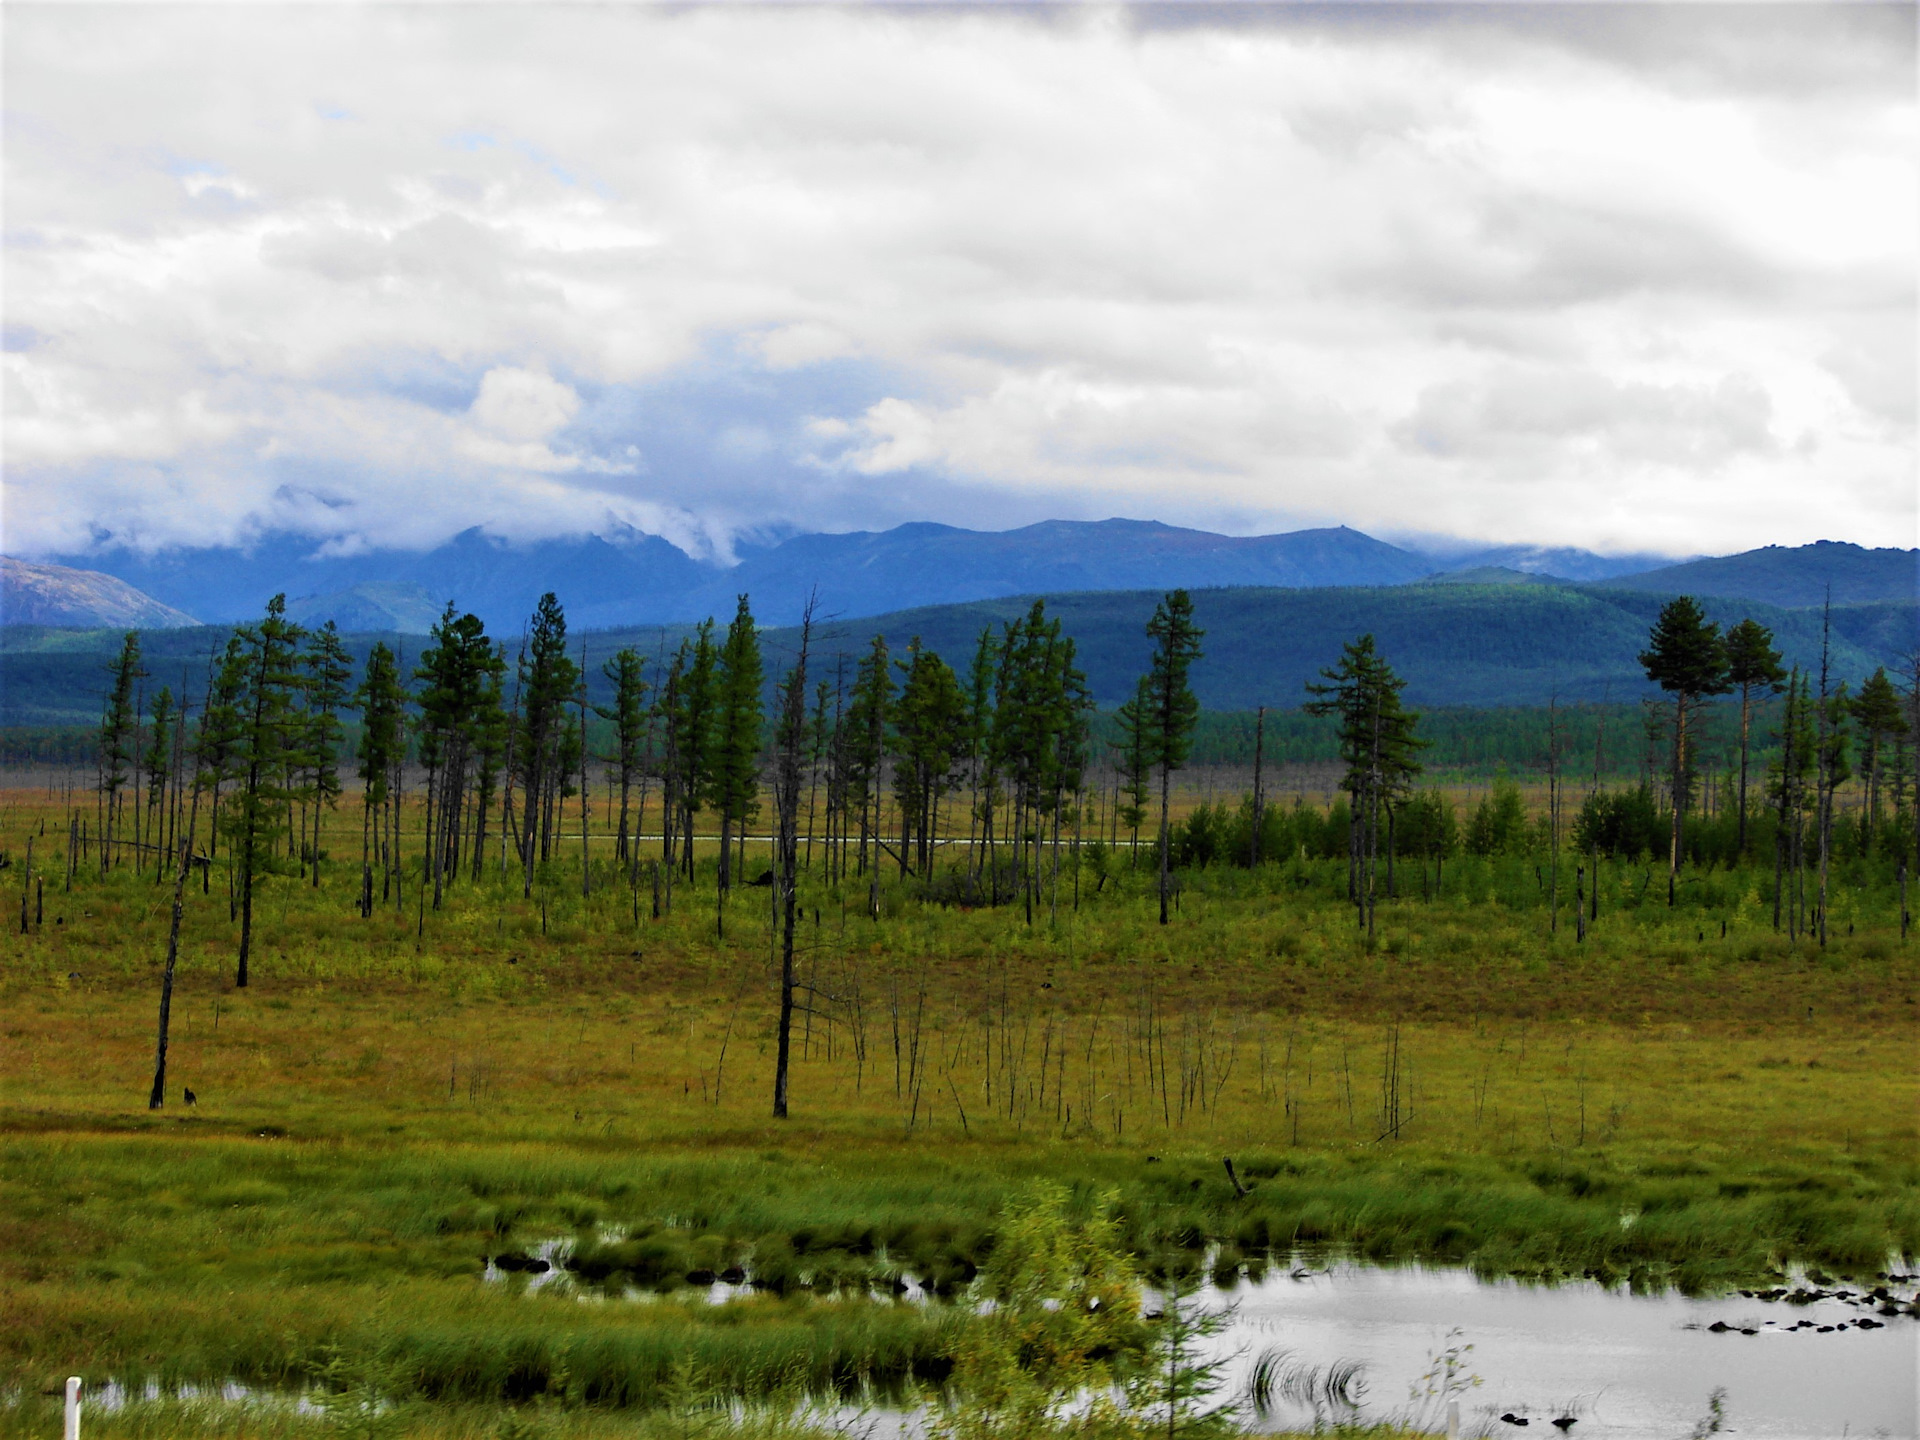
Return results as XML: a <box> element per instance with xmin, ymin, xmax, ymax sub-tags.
<box><xmin>4</xmin><ymin>583</ymin><xmax>1911</xmax><ymax>726</ymax></box>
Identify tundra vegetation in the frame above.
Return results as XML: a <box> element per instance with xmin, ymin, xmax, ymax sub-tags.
<box><xmin>0</xmin><ymin>591</ymin><xmax>1915</xmax><ymax>1438</ymax></box>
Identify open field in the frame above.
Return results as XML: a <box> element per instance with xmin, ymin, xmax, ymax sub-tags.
<box><xmin>1</xmin><ymin>788</ymin><xmax>1914</xmax><ymax>1437</ymax></box>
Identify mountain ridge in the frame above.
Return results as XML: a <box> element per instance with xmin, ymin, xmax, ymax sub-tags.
<box><xmin>11</xmin><ymin>524</ymin><xmax>1911</xmax><ymax>635</ymax></box>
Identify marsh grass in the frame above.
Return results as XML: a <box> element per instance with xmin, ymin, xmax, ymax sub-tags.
<box><xmin>1</xmin><ymin>792</ymin><xmax>1913</xmax><ymax>1432</ymax></box>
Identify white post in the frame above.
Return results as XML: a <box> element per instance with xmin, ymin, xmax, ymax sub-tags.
<box><xmin>64</xmin><ymin>1377</ymin><xmax>81</xmax><ymax>1440</ymax></box>
<box><xmin>1447</xmin><ymin>1399</ymin><xmax>1460</xmax><ymax>1440</ymax></box>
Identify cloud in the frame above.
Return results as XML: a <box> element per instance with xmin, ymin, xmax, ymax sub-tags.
<box><xmin>468</xmin><ymin>366</ymin><xmax>579</xmax><ymax>443</ymax></box>
<box><xmin>1393</xmin><ymin>369</ymin><xmax>1779</xmax><ymax>469</ymax></box>
<box><xmin>2</xmin><ymin>3</ymin><xmax>1912</xmax><ymax>562</ymax></box>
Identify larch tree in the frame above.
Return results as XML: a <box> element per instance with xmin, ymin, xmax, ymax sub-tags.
<box><xmin>770</xmin><ymin>601</ymin><xmax>815</xmax><ymax>1120</ymax></box>
<box><xmin>1849</xmin><ymin>666</ymin><xmax>1906</xmax><ymax>845</ymax></box>
<box><xmin>513</xmin><ymin>593</ymin><xmax>581</xmax><ymax>894</ymax></box>
<box><xmin>709</xmin><ymin>595</ymin><xmax>766</xmax><ymax>900</ymax></box>
<box><xmin>217</xmin><ymin>595</ymin><xmax>308</xmax><ymax>988</ymax></box>
<box><xmin>1768</xmin><ymin>668</ymin><xmax>1813</xmax><ymax>937</ymax></box>
<box><xmin>98</xmin><ymin>631</ymin><xmax>144</xmax><ymax>869</ymax></box>
<box><xmin>1637</xmin><ymin>595</ymin><xmax>1731</xmax><ymax>903</ymax></box>
<box><xmin>142</xmin><ymin>685</ymin><xmax>175</xmax><ymax>882</ymax></box>
<box><xmin>845</xmin><ymin>634</ymin><xmax>895</xmax><ymax>892</ymax></box>
<box><xmin>1724</xmin><ymin>616</ymin><xmax>1785</xmax><ymax>857</ymax></box>
<box><xmin>963</xmin><ymin>626</ymin><xmax>1000</xmax><ymax>899</ymax></box>
<box><xmin>1140</xmin><ymin>590</ymin><xmax>1203</xmax><ymax>927</ymax></box>
<box><xmin>1811</xmin><ymin>606</ymin><xmax>1850</xmax><ymax>946</ymax></box>
<box><xmin>673</xmin><ymin>622</ymin><xmax>720</xmax><ymax>884</ymax></box>
<box><xmin>300</xmin><ymin>621</ymin><xmax>353</xmax><ymax>887</ymax></box>
<box><xmin>891</xmin><ymin>639</ymin><xmax>969</xmax><ymax>879</ymax></box>
<box><xmin>149</xmin><ymin>670</ymin><xmax>214</xmax><ymax>1110</ymax></box>
<box><xmin>597</xmin><ymin>649</ymin><xmax>650</xmax><ymax>866</ymax></box>
<box><xmin>1304</xmin><ymin>633</ymin><xmax>1423</xmax><ymax>938</ymax></box>
<box><xmin>1113</xmin><ymin>676</ymin><xmax>1153</xmax><ymax>870</ymax></box>
<box><xmin>354</xmin><ymin>642</ymin><xmax>409</xmax><ymax>916</ymax></box>
<box><xmin>417</xmin><ymin>606</ymin><xmax>505</xmax><ymax>907</ymax></box>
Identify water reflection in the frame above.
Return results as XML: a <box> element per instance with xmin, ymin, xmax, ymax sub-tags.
<box><xmin>1205</xmin><ymin>1259</ymin><xmax>1915</xmax><ymax>1439</ymax></box>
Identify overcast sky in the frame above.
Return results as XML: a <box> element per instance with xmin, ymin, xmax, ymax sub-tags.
<box><xmin>4</xmin><ymin>2</ymin><xmax>1914</xmax><ymax>565</ymax></box>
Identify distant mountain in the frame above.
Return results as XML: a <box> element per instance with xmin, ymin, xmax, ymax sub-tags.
<box><xmin>1416</xmin><ymin>543</ymin><xmax>1682</xmax><ymax>583</ymax></box>
<box><xmin>0</xmin><ymin>558</ymin><xmax>200</xmax><ymax>630</ymax></box>
<box><xmin>285</xmin><ymin>582</ymin><xmax>447</xmax><ymax>634</ymax></box>
<box><xmin>712</xmin><ymin>520</ymin><xmax>1438</xmax><ymax>624</ymax></box>
<box><xmin>24</xmin><ymin>521</ymin><xmax>1910</xmax><ymax>633</ymax></box>
<box><xmin>1603</xmin><ymin>540</ymin><xmax>1918</xmax><ymax>609</ymax></box>
<box><xmin>32</xmin><ymin>519</ymin><xmax>1444</xmax><ymax>630</ymax></box>
<box><xmin>38</xmin><ymin>525</ymin><xmax>707</xmax><ymax>632</ymax></box>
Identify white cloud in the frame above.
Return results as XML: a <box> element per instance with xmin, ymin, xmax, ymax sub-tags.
<box><xmin>1</xmin><ymin>3</ymin><xmax>1912</xmax><ymax>561</ymax></box>
<box><xmin>468</xmin><ymin>366</ymin><xmax>579</xmax><ymax>443</ymax></box>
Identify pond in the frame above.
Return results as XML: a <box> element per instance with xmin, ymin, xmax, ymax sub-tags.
<box><xmin>1206</xmin><ymin>1259</ymin><xmax>1916</xmax><ymax>1439</ymax></box>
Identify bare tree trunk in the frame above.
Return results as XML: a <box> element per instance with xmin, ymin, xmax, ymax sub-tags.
<box><xmin>150</xmin><ymin>761</ymin><xmax>206</xmax><ymax>1108</ymax></box>
<box><xmin>772</xmin><ymin>604</ymin><xmax>814</xmax><ymax>1119</ymax></box>
<box><xmin>1158</xmin><ymin>762</ymin><xmax>1172</xmax><ymax>926</ymax></box>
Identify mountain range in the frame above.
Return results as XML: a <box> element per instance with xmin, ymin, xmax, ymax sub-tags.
<box><xmin>17</xmin><ymin>518</ymin><xmax>1907</xmax><ymax>634</ymax></box>
<box><xmin>5</xmin><ymin>580</ymin><xmax>1912</xmax><ymax>725</ymax></box>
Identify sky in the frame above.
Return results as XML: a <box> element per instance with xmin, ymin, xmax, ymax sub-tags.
<box><xmin>3</xmin><ymin>2</ymin><xmax>1914</xmax><ymax>566</ymax></box>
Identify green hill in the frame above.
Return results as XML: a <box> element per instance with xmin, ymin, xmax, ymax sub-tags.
<box><xmin>1604</xmin><ymin>540</ymin><xmax>1916</xmax><ymax>609</ymax></box>
<box><xmin>4</xmin><ymin>584</ymin><xmax>1911</xmax><ymax>725</ymax></box>
<box><xmin>735</xmin><ymin>584</ymin><xmax>1911</xmax><ymax>711</ymax></box>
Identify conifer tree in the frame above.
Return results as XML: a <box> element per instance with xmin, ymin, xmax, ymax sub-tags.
<box><xmin>1849</xmin><ymin>667</ymin><xmax>1906</xmax><ymax>844</ymax></box>
<box><xmin>142</xmin><ymin>685</ymin><xmax>175</xmax><ymax>881</ymax></box>
<box><xmin>964</xmin><ymin>626</ymin><xmax>1000</xmax><ymax>899</ymax></box>
<box><xmin>300</xmin><ymin>621</ymin><xmax>353</xmax><ymax>886</ymax></box>
<box><xmin>655</xmin><ymin>642</ymin><xmax>687</xmax><ymax>882</ymax></box>
<box><xmin>671</xmin><ymin>621</ymin><xmax>719</xmax><ymax>882</ymax></box>
<box><xmin>417</xmin><ymin>606</ymin><xmax>505</xmax><ymax>906</ymax></box>
<box><xmin>597</xmin><ymin>649</ymin><xmax>650</xmax><ymax>865</ymax></box>
<box><xmin>1638</xmin><ymin>595</ymin><xmax>1731</xmax><ymax>902</ymax></box>
<box><xmin>217</xmin><ymin>595</ymin><xmax>308</xmax><ymax>987</ymax></box>
<box><xmin>1812</xmin><ymin>606</ymin><xmax>1850</xmax><ymax>946</ymax></box>
<box><xmin>845</xmin><ymin>634</ymin><xmax>895</xmax><ymax>889</ymax></box>
<box><xmin>98</xmin><ymin>631</ymin><xmax>144</xmax><ymax>869</ymax></box>
<box><xmin>1304</xmin><ymin>633</ymin><xmax>1423</xmax><ymax>937</ymax></box>
<box><xmin>770</xmin><ymin>602</ymin><xmax>814</xmax><ymax>1119</ymax></box>
<box><xmin>354</xmin><ymin>642</ymin><xmax>409</xmax><ymax>915</ymax></box>
<box><xmin>150</xmin><ymin>670</ymin><xmax>213</xmax><ymax>1111</ymax></box>
<box><xmin>1140</xmin><ymin>591</ymin><xmax>1204</xmax><ymax>926</ymax></box>
<box><xmin>1724</xmin><ymin>616</ymin><xmax>1785</xmax><ymax>857</ymax></box>
<box><xmin>892</xmin><ymin>639</ymin><xmax>969</xmax><ymax>878</ymax></box>
<box><xmin>708</xmin><ymin>595</ymin><xmax>766</xmax><ymax>897</ymax></box>
<box><xmin>1768</xmin><ymin>668</ymin><xmax>1813</xmax><ymax>936</ymax></box>
<box><xmin>1113</xmin><ymin>675</ymin><xmax>1154</xmax><ymax>870</ymax></box>
<box><xmin>513</xmin><ymin>593</ymin><xmax>581</xmax><ymax>892</ymax></box>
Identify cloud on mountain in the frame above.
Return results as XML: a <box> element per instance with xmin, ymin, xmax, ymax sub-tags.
<box><xmin>2</xmin><ymin>3</ymin><xmax>1913</xmax><ymax>563</ymax></box>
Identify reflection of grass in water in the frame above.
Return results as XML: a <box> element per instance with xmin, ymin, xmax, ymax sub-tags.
<box><xmin>1</xmin><ymin>792</ymin><xmax>1913</xmax><ymax>1431</ymax></box>
<box><xmin>1247</xmin><ymin>1347</ymin><xmax>1367</xmax><ymax>1419</ymax></box>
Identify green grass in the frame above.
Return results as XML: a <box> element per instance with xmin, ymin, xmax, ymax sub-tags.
<box><xmin>1</xmin><ymin>791</ymin><xmax>1914</xmax><ymax>1434</ymax></box>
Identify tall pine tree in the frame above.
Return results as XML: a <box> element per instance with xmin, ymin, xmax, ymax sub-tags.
<box><xmin>1140</xmin><ymin>591</ymin><xmax>1203</xmax><ymax>926</ymax></box>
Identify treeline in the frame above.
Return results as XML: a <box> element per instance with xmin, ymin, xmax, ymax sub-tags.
<box><xmin>1169</xmin><ymin>598</ymin><xmax>1919</xmax><ymax>948</ymax></box>
<box><xmin>1169</xmin><ymin>703</ymin><xmax>1758</xmax><ymax>777</ymax></box>
<box><xmin>69</xmin><ymin>587</ymin><xmax>1920</xmax><ymax>954</ymax></box>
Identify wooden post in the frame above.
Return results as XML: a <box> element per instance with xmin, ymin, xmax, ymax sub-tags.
<box><xmin>1446</xmin><ymin>1400</ymin><xmax>1459</xmax><ymax>1440</ymax></box>
<box><xmin>1901</xmin><ymin>864</ymin><xmax>1909</xmax><ymax>940</ymax></box>
<box><xmin>65</xmin><ymin>1376</ymin><xmax>82</xmax><ymax>1440</ymax></box>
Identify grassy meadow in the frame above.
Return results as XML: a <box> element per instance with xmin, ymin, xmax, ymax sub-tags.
<box><xmin>0</xmin><ymin>777</ymin><xmax>1914</xmax><ymax>1437</ymax></box>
